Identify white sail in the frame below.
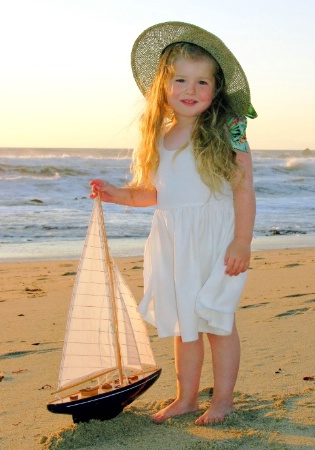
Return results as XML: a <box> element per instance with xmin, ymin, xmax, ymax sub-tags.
<box><xmin>58</xmin><ymin>198</ymin><xmax>156</xmax><ymax>389</ymax></box>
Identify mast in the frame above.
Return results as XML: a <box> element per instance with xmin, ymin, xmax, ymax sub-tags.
<box><xmin>96</xmin><ymin>195</ymin><xmax>124</xmax><ymax>386</ymax></box>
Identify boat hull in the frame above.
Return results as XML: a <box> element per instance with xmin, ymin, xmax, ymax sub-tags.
<box><xmin>47</xmin><ymin>368</ymin><xmax>162</xmax><ymax>423</ymax></box>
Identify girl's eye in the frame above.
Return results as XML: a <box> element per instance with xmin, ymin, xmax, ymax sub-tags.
<box><xmin>175</xmin><ymin>78</ymin><xmax>185</xmax><ymax>83</ymax></box>
<box><xmin>198</xmin><ymin>80</ymin><xmax>208</xmax><ymax>85</ymax></box>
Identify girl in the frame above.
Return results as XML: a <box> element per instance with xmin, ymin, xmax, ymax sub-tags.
<box><xmin>90</xmin><ymin>21</ymin><xmax>257</xmax><ymax>426</ymax></box>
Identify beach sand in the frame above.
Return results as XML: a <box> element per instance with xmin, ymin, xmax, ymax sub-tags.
<box><xmin>0</xmin><ymin>248</ymin><xmax>315</xmax><ymax>449</ymax></box>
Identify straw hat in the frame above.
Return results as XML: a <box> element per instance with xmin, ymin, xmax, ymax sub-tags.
<box><xmin>131</xmin><ymin>21</ymin><xmax>256</xmax><ymax>118</ymax></box>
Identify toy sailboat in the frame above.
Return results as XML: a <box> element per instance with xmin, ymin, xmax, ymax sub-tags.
<box><xmin>47</xmin><ymin>196</ymin><xmax>161</xmax><ymax>423</ymax></box>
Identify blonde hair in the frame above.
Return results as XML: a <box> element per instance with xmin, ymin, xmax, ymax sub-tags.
<box><xmin>130</xmin><ymin>42</ymin><xmax>240</xmax><ymax>191</ymax></box>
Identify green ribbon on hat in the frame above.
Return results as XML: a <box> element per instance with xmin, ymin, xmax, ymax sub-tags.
<box><xmin>246</xmin><ymin>104</ymin><xmax>257</xmax><ymax>119</ymax></box>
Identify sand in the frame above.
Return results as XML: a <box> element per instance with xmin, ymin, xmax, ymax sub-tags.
<box><xmin>0</xmin><ymin>248</ymin><xmax>314</xmax><ymax>449</ymax></box>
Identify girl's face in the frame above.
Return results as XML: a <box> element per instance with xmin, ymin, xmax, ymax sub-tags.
<box><xmin>166</xmin><ymin>56</ymin><xmax>216</xmax><ymax>122</ymax></box>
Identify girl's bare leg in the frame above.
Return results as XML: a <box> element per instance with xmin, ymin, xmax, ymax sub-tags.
<box><xmin>152</xmin><ymin>334</ymin><xmax>204</xmax><ymax>424</ymax></box>
<box><xmin>195</xmin><ymin>321</ymin><xmax>240</xmax><ymax>425</ymax></box>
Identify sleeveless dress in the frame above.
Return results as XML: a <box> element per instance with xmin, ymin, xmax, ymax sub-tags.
<box><xmin>138</xmin><ymin>118</ymin><xmax>249</xmax><ymax>342</ymax></box>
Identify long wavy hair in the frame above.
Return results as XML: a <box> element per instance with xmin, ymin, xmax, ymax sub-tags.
<box><xmin>130</xmin><ymin>42</ymin><xmax>240</xmax><ymax>191</ymax></box>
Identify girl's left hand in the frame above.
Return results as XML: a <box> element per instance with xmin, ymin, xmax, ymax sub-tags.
<box><xmin>224</xmin><ymin>238</ymin><xmax>251</xmax><ymax>276</ymax></box>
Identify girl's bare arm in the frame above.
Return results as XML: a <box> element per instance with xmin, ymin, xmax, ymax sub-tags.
<box><xmin>89</xmin><ymin>179</ymin><xmax>157</xmax><ymax>207</ymax></box>
<box><xmin>224</xmin><ymin>150</ymin><xmax>256</xmax><ymax>276</ymax></box>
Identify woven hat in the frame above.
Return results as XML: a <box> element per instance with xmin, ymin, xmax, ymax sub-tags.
<box><xmin>131</xmin><ymin>21</ymin><xmax>256</xmax><ymax>118</ymax></box>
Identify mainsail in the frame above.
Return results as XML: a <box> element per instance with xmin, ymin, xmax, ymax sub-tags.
<box><xmin>58</xmin><ymin>197</ymin><xmax>156</xmax><ymax>390</ymax></box>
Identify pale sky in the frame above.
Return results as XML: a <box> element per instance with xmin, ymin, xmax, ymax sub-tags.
<box><xmin>0</xmin><ymin>0</ymin><xmax>314</xmax><ymax>150</ymax></box>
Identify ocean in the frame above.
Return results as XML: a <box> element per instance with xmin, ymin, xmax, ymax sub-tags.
<box><xmin>1</xmin><ymin>148</ymin><xmax>315</xmax><ymax>261</ymax></box>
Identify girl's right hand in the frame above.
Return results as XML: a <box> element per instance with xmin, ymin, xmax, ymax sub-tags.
<box><xmin>89</xmin><ymin>179</ymin><xmax>120</xmax><ymax>203</ymax></box>
<box><xmin>90</xmin><ymin>179</ymin><xmax>157</xmax><ymax>207</ymax></box>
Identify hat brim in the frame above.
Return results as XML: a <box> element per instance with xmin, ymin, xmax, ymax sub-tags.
<box><xmin>131</xmin><ymin>21</ymin><xmax>253</xmax><ymax>117</ymax></box>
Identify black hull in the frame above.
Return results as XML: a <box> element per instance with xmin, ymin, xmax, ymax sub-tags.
<box><xmin>47</xmin><ymin>368</ymin><xmax>162</xmax><ymax>423</ymax></box>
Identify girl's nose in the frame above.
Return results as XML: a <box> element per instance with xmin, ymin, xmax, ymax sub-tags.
<box><xmin>185</xmin><ymin>82</ymin><xmax>196</xmax><ymax>95</ymax></box>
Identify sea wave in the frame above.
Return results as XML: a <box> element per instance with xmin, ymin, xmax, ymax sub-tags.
<box><xmin>284</xmin><ymin>156</ymin><xmax>315</xmax><ymax>173</ymax></box>
<box><xmin>254</xmin><ymin>155</ymin><xmax>315</xmax><ymax>174</ymax></box>
<box><xmin>0</xmin><ymin>148</ymin><xmax>132</xmax><ymax>160</ymax></box>
<box><xmin>0</xmin><ymin>164</ymin><xmax>88</xmax><ymax>180</ymax></box>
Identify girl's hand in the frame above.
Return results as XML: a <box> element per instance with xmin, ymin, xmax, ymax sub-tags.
<box><xmin>224</xmin><ymin>238</ymin><xmax>251</xmax><ymax>276</ymax></box>
<box><xmin>90</xmin><ymin>179</ymin><xmax>157</xmax><ymax>207</ymax></box>
<box><xmin>89</xmin><ymin>179</ymin><xmax>121</xmax><ymax>203</ymax></box>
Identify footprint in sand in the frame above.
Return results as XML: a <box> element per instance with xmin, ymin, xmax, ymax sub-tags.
<box><xmin>282</xmin><ymin>263</ymin><xmax>301</xmax><ymax>268</ymax></box>
<box><xmin>25</xmin><ymin>287</ymin><xmax>45</xmax><ymax>297</ymax></box>
<box><xmin>275</xmin><ymin>307</ymin><xmax>310</xmax><ymax>318</ymax></box>
<box><xmin>240</xmin><ymin>302</ymin><xmax>270</xmax><ymax>309</ymax></box>
<box><xmin>0</xmin><ymin>348</ymin><xmax>59</xmax><ymax>360</ymax></box>
<box><xmin>282</xmin><ymin>292</ymin><xmax>315</xmax><ymax>299</ymax></box>
<box><xmin>305</xmin><ymin>299</ymin><xmax>315</xmax><ymax>304</ymax></box>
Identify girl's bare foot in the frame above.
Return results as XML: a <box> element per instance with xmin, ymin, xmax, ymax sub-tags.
<box><xmin>195</xmin><ymin>402</ymin><xmax>234</xmax><ymax>425</ymax></box>
<box><xmin>151</xmin><ymin>399</ymin><xmax>199</xmax><ymax>424</ymax></box>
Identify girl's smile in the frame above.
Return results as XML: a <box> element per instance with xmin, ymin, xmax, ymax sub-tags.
<box><xmin>167</xmin><ymin>57</ymin><xmax>216</xmax><ymax>121</ymax></box>
<box><xmin>181</xmin><ymin>99</ymin><xmax>198</xmax><ymax>105</ymax></box>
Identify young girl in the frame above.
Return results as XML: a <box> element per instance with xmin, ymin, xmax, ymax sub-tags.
<box><xmin>90</xmin><ymin>21</ymin><xmax>257</xmax><ymax>426</ymax></box>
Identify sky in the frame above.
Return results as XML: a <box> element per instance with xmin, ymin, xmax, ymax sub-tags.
<box><xmin>0</xmin><ymin>0</ymin><xmax>314</xmax><ymax>150</ymax></box>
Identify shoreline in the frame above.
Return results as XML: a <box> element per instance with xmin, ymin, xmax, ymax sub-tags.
<box><xmin>1</xmin><ymin>248</ymin><xmax>315</xmax><ymax>449</ymax></box>
<box><xmin>1</xmin><ymin>234</ymin><xmax>315</xmax><ymax>262</ymax></box>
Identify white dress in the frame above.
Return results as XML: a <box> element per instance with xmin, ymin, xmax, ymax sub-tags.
<box><xmin>138</xmin><ymin>141</ymin><xmax>247</xmax><ymax>342</ymax></box>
